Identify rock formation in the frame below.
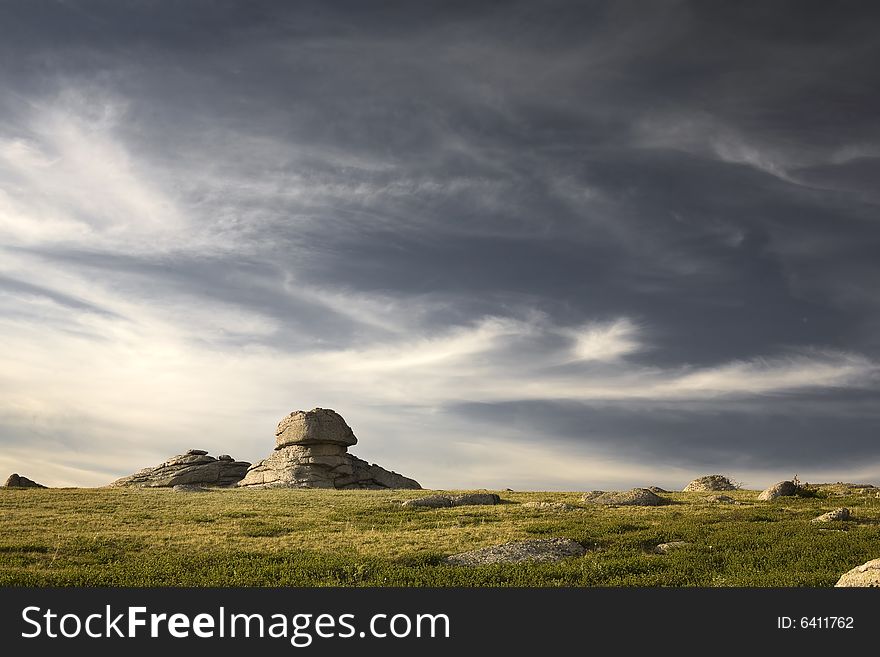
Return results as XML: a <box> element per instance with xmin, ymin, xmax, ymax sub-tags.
<box><xmin>683</xmin><ymin>475</ymin><xmax>737</xmax><ymax>492</ymax></box>
<box><xmin>109</xmin><ymin>449</ymin><xmax>250</xmax><ymax>488</ymax></box>
<box><xmin>3</xmin><ymin>473</ymin><xmax>46</xmax><ymax>488</ymax></box>
<box><xmin>758</xmin><ymin>480</ymin><xmax>798</xmax><ymax>500</ymax></box>
<box><xmin>237</xmin><ymin>408</ymin><xmax>421</xmax><ymax>490</ymax></box>
<box><xmin>835</xmin><ymin>559</ymin><xmax>880</xmax><ymax>587</ymax></box>
<box><xmin>582</xmin><ymin>488</ymin><xmax>666</xmax><ymax>506</ymax></box>
<box><xmin>446</xmin><ymin>538</ymin><xmax>585</xmax><ymax>566</ymax></box>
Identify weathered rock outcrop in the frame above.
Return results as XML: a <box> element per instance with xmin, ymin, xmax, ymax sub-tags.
<box><xmin>835</xmin><ymin>559</ymin><xmax>880</xmax><ymax>587</ymax></box>
<box><xmin>446</xmin><ymin>538</ymin><xmax>585</xmax><ymax>566</ymax></box>
<box><xmin>3</xmin><ymin>473</ymin><xmax>46</xmax><ymax>488</ymax></box>
<box><xmin>683</xmin><ymin>475</ymin><xmax>737</xmax><ymax>492</ymax></box>
<box><xmin>238</xmin><ymin>408</ymin><xmax>421</xmax><ymax>490</ymax></box>
<box><xmin>582</xmin><ymin>488</ymin><xmax>666</xmax><ymax>506</ymax></box>
<box><xmin>758</xmin><ymin>480</ymin><xmax>798</xmax><ymax>500</ymax></box>
<box><xmin>109</xmin><ymin>449</ymin><xmax>250</xmax><ymax>488</ymax></box>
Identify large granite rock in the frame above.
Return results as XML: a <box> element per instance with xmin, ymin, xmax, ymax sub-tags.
<box><xmin>3</xmin><ymin>473</ymin><xmax>46</xmax><ymax>488</ymax></box>
<box><xmin>109</xmin><ymin>450</ymin><xmax>250</xmax><ymax>488</ymax></box>
<box><xmin>238</xmin><ymin>408</ymin><xmax>421</xmax><ymax>490</ymax></box>
<box><xmin>275</xmin><ymin>408</ymin><xmax>358</xmax><ymax>449</ymax></box>
<box><xmin>683</xmin><ymin>475</ymin><xmax>737</xmax><ymax>492</ymax></box>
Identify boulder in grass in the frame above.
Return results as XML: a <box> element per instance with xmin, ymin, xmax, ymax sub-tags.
<box><xmin>446</xmin><ymin>538</ymin><xmax>585</xmax><ymax>566</ymax></box>
<box><xmin>581</xmin><ymin>488</ymin><xmax>666</xmax><ymax>506</ymax></box>
<box><xmin>522</xmin><ymin>501</ymin><xmax>582</xmax><ymax>511</ymax></box>
<box><xmin>811</xmin><ymin>508</ymin><xmax>851</xmax><ymax>523</ymax></box>
<box><xmin>704</xmin><ymin>494</ymin><xmax>736</xmax><ymax>504</ymax></box>
<box><xmin>758</xmin><ymin>480</ymin><xmax>798</xmax><ymax>501</ymax></box>
<box><xmin>683</xmin><ymin>475</ymin><xmax>737</xmax><ymax>492</ymax></box>
<box><xmin>835</xmin><ymin>559</ymin><xmax>880</xmax><ymax>587</ymax></box>
<box><xmin>402</xmin><ymin>492</ymin><xmax>501</xmax><ymax>508</ymax></box>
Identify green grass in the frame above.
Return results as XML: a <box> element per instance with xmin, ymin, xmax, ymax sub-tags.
<box><xmin>1</xmin><ymin>487</ymin><xmax>878</xmax><ymax>586</ymax></box>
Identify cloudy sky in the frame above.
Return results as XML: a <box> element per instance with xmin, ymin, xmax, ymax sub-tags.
<box><xmin>1</xmin><ymin>1</ymin><xmax>879</xmax><ymax>490</ymax></box>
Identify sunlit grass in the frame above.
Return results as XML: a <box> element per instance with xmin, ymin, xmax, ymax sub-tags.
<box><xmin>1</xmin><ymin>487</ymin><xmax>877</xmax><ymax>586</ymax></box>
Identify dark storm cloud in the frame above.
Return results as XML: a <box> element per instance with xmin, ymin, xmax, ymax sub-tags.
<box><xmin>2</xmin><ymin>0</ymin><xmax>880</xmax><ymax>485</ymax></box>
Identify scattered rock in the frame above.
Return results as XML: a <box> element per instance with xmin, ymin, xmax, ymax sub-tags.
<box><xmin>446</xmin><ymin>538</ymin><xmax>585</xmax><ymax>566</ymax></box>
<box><xmin>402</xmin><ymin>494</ymin><xmax>453</xmax><ymax>509</ymax></box>
<box><xmin>654</xmin><ymin>541</ymin><xmax>690</xmax><ymax>554</ymax></box>
<box><xmin>402</xmin><ymin>493</ymin><xmax>500</xmax><ymax>508</ymax></box>
<box><xmin>835</xmin><ymin>559</ymin><xmax>880</xmax><ymax>587</ymax></box>
<box><xmin>581</xmin><ymin>488</ymin><xmax>666</xmax><ymax>506</ymax></box>
<box><xmin>758</xmin><ymin>480</ymin><xmax>798</xmax><ymax>501</ymax></box>
<box><xmin>704</xmin><ymin>494</ymin><xmax>736</xmax><ymax>504</ymax></box>
<box><xmin>3</xmin><ymin>473</ymin><xmax>46</xmax><ymax>488</ymax></box>
<box><xmin>173</xmin><ymin>484</ymin><xmax>211</xmax><ymax>493</ymax></box>
<box><xmin>109</xmin><ymin>451</ymin><xmax>250</xmax><ymax>488</ymax></box>
<box><xmin>648</xmin><ymin>486</ymin><xmax>669</xmax><ymax>493</ymax></box>
<box><xmin>522</xmin><ymin>501</ymin><xmax>582</xmax><ymax>511</ymax></box>
<box><xmin>811</xmin><ymin>508</ymin><xmax>851</xmax><ymax>523</ymax></box>
<box><xmin>239</xmin><ymin>408</ymin><xmax>421</xmax><ymax>490</ymax></box>
<box><xmin>683</xmin><ymin>475</ymin><xmax>737</xmax><ymax>492</ymax></box>
<box><xmin>581</xmin><ymin>490</ymin><xmax>606</xmax><ymax>500</ymax></box>
<box><xmin>217</xmin><ymin>454</ymin><xmax>234</xmax><ymax>461</ymax></box>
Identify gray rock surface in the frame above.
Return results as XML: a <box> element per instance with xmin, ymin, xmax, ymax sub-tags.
<box><xmin>402</xmin><ymin>493</ymin><xmax>500</xmax><ymax>508</ymax></box>
<box><xmin>3</xmin><ymin>473</ymin><xmax>46</xmax><ymax>488</ymax></box>
<box><xmin>522</xmin><ymin>501</ymin><xmax>582</xmax><ymax>511</ymax></box>
<box><xmin>173</xmin><ymin>484</ymin><xmax>211</xmax><ymax>493</ymax></box>
<box><xmin>648</xmin><ymin>486</ymin><xmax>669</xmax><ymax>493</ymax></box>
<box><xmin>238</xmin><ymin>408</ymin><xmax>421</xmax><ymax>490</ymax></box>
<box><xmin>835</xmin><ymin>559</ymin><xmax>880</xmax><ymax>587</ymax></box>
<box><xmin>704</xmin><ymin>494</ymin><xmax>736</xmax><ymax>504</ymax></box>
<box><xmin>109</xmin><ymin>451</ymin><xmax>250</xmax><ymax>488</ymax></box>
<box><xmin>582</xmin><ymin>488</ymin><xmax>666</xmax><ymax>506</ymax></box>
<box><xmin>811</xmin><ymin>508</ymin><xmax>851</xmax><ymax>523</ymax></box>
<box><xmin>275</xmin><ymin>408</ymin><xmax>357</xmax><ymax>449</ymax></box>
<box><xmin>758</xmin><ymin>480</ymin><xmax>798</xmax><ymax>500</ymax></box>
<box><xmin>446</xmin><ymin>538</ymin><xmax>585</xmax><ymax>566</ymax></box>
<box><xmin>683</xmin><ymin>475</ymin><xmax>737</xmax><ymax>492</ymax></box>
<box><xmin>654</xmin><ymin>541</ymin><xmax>690</xmax><ymax>554</ymax></box>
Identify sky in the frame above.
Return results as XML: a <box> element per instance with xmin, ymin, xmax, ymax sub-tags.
<box><xmin>1</xmin><ymin>0</ymin><xmax>879</xmax><ymax>491</ymax></box>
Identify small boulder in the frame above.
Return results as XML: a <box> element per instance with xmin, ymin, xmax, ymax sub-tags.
<box><xmin>3</xmin><ymin>473</ymin><xmax>46</xmax><ymax>488</ymax></box>
<box><xmin>648</xmin><ymin>486</ymin><xmax>669</xmax><ymax>493</ymax></box>
<box><xmin>217</xmin><ymin>454</ymin><xmax>234</xmax><ymax>461</ymax></box>
<box><xmin>446</xmin><ymin>538</ymin><xmax>585</xmax><ymax>566</ymax></box>
<box><xmin>704</xmin><ymin>494</ymin><xmax>736</xmax><ymax>504</ymax></box>
<box><xmin>811</xmin><ymin>508</ymin><xmax>851</xmax><ymax>523</ymax></box>
<box><xmin>683</xmin><ymin>475</ymin><xmax>737</xmax><ymax>492</ymax></box>
<box><xmin>582</xmin><ymin>488</ymin><xmax>666</xmax><ymax>506</ymax></box>
<box><xmin>835</xmin><ymin>559</ymin><xmax>880</xmax><ymax>587</ymax></box>
<box><xmin>758</xmin><ymin>480</ymin><xmax>798</xmax><ymax>501</ymax></box>
<box><xmin>186</xmin><ymin>449</ymin><xmax>209</xmax><ymax>456</ymax></box>
<box><xmin>654</xmin><ymin>541</ymin><xmax>690</xmax><ymax>554</ymax></box>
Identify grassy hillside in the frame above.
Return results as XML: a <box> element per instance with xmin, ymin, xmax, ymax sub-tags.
<box><xmin>1</xmin><ymin>487</ymin><xmax>878</xmax><ymax>586</ymax></box>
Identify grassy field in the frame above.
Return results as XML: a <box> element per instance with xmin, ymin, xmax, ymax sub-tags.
<box><xmin>1</xmin><ymin>486</ymin><xmax>878</xmax><ymax>586</ymax></box>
